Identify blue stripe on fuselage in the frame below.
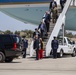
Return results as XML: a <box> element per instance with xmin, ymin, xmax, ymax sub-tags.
<box><xmin>0</xmin><ymin>0</ymin><xmax>51</xmax><ymax>3</ymax></box>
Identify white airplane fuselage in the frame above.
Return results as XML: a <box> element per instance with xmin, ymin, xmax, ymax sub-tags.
<box><xmin>0</xmin><ymin>0</ymin><xmax>76</xmax><ymax>31</ymax></box>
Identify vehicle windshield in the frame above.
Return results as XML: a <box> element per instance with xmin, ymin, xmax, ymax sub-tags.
<box><xmin>67</xmin><ymin>38</ymin><xmax>72</xmax><ymax>44</ymax></box>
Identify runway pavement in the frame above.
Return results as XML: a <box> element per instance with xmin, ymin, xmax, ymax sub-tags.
<box><xmin>0</xmin><ymin>56</ymin><xmax>76</xmax><ymax>75</ymax></box>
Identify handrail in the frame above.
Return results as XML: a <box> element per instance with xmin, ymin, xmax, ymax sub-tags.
<box><xmin>46</xmin><ymin>0</ymin><xmax>72</xmax><ymax>56</ymax></box>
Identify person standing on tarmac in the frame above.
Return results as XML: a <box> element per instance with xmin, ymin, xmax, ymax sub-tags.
<box><xmin>39</xmin><ymin>38</ymin><xmax>44</xmax><ymax>59</ymax></box>
<box><xmin>51</xmin><ymin>36</ymin><xmax>59</xmax><ymax>59</ymax></box>
<box><xmin>33</xmin><ymin>35</ymin><xmax>39</xmax><ymax>60</ymax></box>
<box><xmin>22</xmin><ymin>36</ymin><xmax>28</xmax><ymax>58</ymax></box>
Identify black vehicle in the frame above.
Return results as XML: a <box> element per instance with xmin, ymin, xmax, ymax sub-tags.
<box><xmin>0</xmin><ymin>34</ymin><xmax>23</xmax><ymax>62</ymax></box>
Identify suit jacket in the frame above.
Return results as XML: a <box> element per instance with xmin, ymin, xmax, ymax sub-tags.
<box><xmin>51</xmin><ymin>40</ymin><xmax>59</xmax><ymax>50</ymax></box>
<box><xmin>45</xmin><ymin>14</ymin><xmax>51</xmax><ymax>23</ymax></box>
<box><xmin>22</xmin><ymin>39</ymin><xmax>28</xmax><ymax>48</ymax></box>
<box><xmin>33</xmin><ymin>39</ymin><xmax>39</xmax><ymax>50</ymax></box>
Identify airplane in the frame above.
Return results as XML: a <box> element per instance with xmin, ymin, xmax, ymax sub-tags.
<box><xmin>0</xmin><ymin>0</ymin><xmax>76</xmax><ymax>31</ymax></box>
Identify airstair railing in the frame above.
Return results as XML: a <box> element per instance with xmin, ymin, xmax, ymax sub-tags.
<box><xmin>46</xmin><ymin>0</ymin><xmax>72</xmax><ymax>56</ymax></box>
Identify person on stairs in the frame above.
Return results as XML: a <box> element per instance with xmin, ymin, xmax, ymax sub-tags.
<box><xmin>60</xmin><ymin>0</ymin><xmax>66</xmax><ymax>11</ymax></box>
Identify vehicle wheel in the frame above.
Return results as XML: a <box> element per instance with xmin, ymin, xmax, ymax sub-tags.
<box><xmin>5</xmin><ymin>58</ymin><xmax>13</xmax><ymax>62</ymax></box>
<box><xmin>57</xmin><ymin>50</ymin><xmax>63</xmax><ymax>58</ymax></box>
<box><xmin>0</xmin><ymin>52</ymin><xmax>5</xmax><ymax>63</ymax></box>
<box><xmin>71</xmin><ymin>49</ymin><xmax>76</xmax><ymax>57</ymax></box>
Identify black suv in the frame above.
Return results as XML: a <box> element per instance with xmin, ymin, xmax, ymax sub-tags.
<box><xmin>0</xmin><ymin>34</ymin><xmax>23</xmax><ymax>62</ymax></box>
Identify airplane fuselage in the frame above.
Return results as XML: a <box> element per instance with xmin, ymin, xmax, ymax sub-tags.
<box><xmin>0</xmin><ymin>0</ymin><xmax>76</xmax><ymax>31</ymax></box>
<box><xmin>0</xmin><ymin>0</ymin><xmax>51</xmax><ymax>3</ymax></box>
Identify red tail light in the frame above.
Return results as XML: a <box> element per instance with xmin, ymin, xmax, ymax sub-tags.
<box><xmin>12</xmin><ymin>43</ymin><xmax>17</xmax><ymax>50</ymax></box>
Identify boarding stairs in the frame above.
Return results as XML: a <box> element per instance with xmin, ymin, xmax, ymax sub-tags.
<box><xmin>43</xmin><ymin>23</ymin><xmax>55</xmax><ymax>56</ymax></box>
<box><xmin>30</xmin><ymin>0</ymin><xmax>72</xmax><ymax>57</ymax></box>
<box><xmin>46</xmin><ymin>0</ymin><xmax>72</xmax><ymax>56</ymax></box>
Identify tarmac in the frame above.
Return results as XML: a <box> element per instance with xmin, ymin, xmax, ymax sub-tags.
<box><xmin>0</xmin><ymin>55</ymin><xmax>76</xmax><ymax>75</ymax></box>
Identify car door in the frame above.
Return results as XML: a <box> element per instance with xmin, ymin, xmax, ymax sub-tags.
<box><xmin>60</xmin><ymin>38</ymin><xmax>72</xmax><ymax>54</ymax></box>
<box><xmin>67</xmin><ymin>38</ymin><xmax>73</xmax><ymax>53</ymax></box>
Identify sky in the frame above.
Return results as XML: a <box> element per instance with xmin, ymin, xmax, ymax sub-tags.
<box><xmin>0</xmin><ymin>11</ymin><xmax>37</xmax><ymax>32</ymax></box>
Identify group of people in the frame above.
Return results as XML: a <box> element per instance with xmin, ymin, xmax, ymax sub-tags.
<box><xmin>32</xmin><ymin>0</ymin><xmax>67</xmax><ymax>60</ymax></box>
<box><xmin>33</xmin><ymin>35</ymin><xmax>44</xmax><ymax>60</ymax></box>
<box><xmin>33</xmin><ymin>34</ymin><xmax>59</xmax><ymax>60</ymax></box>
<box><xmin>22</xmin><ymin>0</ymin><xmax>67</xmax><ymax>60</ymax></box>
<box><xmin>32</xmin><ymin>8</ymin><xmax>52</xmax><ymax>60</ymax></box>
<box><xmin>49</xmin><ymin>0</ymin><xmax>66</xmax><ymax>58</ymax></box>
<box><xmin>33</xmin><ymin>11</ymin><xmax>51</xmax><ymax>41</ymax></box>
<box><xmin>32</xmin><ymin>11</ymin><xmax>51</xmax><ymax>60</ymax></box>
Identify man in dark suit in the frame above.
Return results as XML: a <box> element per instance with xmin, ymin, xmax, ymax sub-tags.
<box><xmin>60</xmin><ymin>0</ymin><xmax>66</xmax><ymax>10</ymax></box>
<box><xmin>33</xmin><ymin>35</ymin><xmax>39</xmax><ymax>60</ymax></box>
<box><xmin>51</xmin><ymin>36</ymin><xmax>59</xmax><ymax>58</ymax></box>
